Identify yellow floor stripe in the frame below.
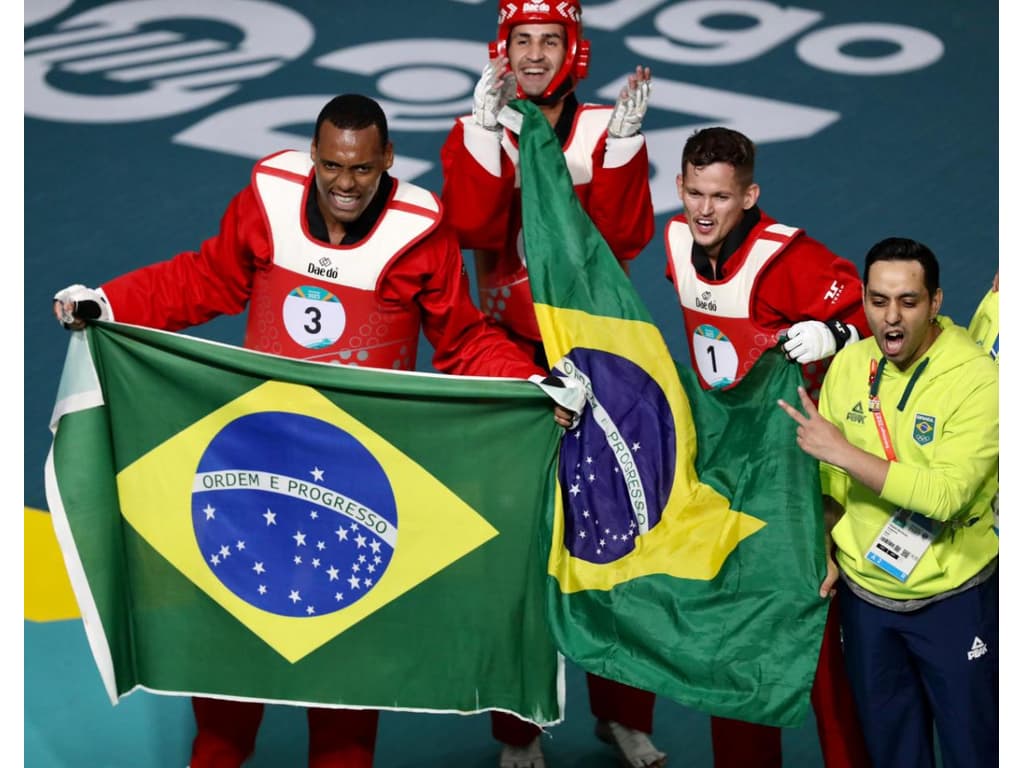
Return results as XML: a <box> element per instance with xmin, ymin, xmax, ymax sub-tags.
<box><xmin>25</xmin><ymin>507</ymin><xmax>81</xmax><ymax>622</ymax></box>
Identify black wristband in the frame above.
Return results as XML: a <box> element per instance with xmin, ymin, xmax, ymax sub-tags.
<box><xmin>74</xmin><ymin>299</ymin><xmax>103</xmax><ymax>321</ymax></box>
<box><xmin>824</xmin><ymin>319</ymin><xmax>853</xmax><ymax>351</ymax></box>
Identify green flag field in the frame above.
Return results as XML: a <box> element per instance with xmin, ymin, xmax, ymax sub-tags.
<box><xmin>45</xmin><ymin>323</ymin><xmax>564</xmax><ymax>724</ymax></box>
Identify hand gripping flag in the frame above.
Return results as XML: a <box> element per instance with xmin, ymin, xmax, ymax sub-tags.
<box><xmin>506</xmin><ymin>99</ymin><xmax>829</xmax><ymax>727</ymax></box>
<box><xmin>44</xmin><ymin>324</ymin><xmax>563</xmax><ymax>724</ymax></box>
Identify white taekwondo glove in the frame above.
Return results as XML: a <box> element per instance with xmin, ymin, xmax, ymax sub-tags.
<box><xmin>472</xmin><ymin>60</ymin><xmax>517</xmax><ymax>132</ymax></box>
<box><xmin>607</xmin><ymin>76</ymin><xmax>651</xmax><ymax>139</ymax></box>
<box><xmin>781</xmin><ymin>320</ymin><xmax>859</xmax><ymax>364</ymax></box>
<box><xmin>53</xmin><ymin>284</ymin><xmax>111</xmax><ymax>329</ymax></box>
<box><xmin>529</xmin><ymin>373</ymin><xmax>586</xmax><ymax>430</ymax></box>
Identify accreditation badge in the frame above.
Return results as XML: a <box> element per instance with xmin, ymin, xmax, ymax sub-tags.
<box><xmin>865</xmin><ymin>508</ymin><xmax>937</xmax><ymax>582</ymax></box>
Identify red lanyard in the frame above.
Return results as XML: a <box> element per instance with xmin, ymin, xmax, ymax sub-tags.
<box><xmin>868</xmin><ymin>359</ymin><xmax>898</xmax><ymax>462</ymax></box>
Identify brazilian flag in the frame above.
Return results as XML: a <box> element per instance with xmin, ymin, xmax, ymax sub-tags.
<box><xmin>45</xmin><ymin>323</ymin><xmax>563</xmax><ymax>723</ymax></box>
<box><xmin>509</xmin><ymin>99</ymin><xmax>828</xmax><ymax>727</ymax></box>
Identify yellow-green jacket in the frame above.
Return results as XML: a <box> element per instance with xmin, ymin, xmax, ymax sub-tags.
<box><xmin>819</xmin><ymin>316</ymin><xmax>998</xmax><ymax>601</ymax></box>
<box><xmin>968</xmin><ymin>287</ymin><xmax>999</xmax><ymax>364</ymax></box>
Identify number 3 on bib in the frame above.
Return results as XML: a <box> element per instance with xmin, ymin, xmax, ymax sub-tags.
<box><xmin>284</xmin><ymin>286</ymin><xmax>346</xmax><ymax>350</ymax></box>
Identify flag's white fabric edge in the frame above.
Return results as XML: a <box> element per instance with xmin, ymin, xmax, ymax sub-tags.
<box><xmin>114</xmin><ymin>684</ymin><xmax>566</xmax><ymax>728</ymax></box>
<box><xmin>45</xmin><ymin>331</ymin><xmax>118</xmax><ymax>703</ymax></box>
<box><xmin>556</xmin><ymin>651</ymin><xmax>566</xmax><ymax>723</ymax></box>
<box><xmin>49</xmin><ymin>331</ymin><xmax>104</xmax><ymax>431</ymax></box>
<box><xmin>44</xmin><ymin>446</ymin><xmax>119</xmax><ymax>705</ymax></box>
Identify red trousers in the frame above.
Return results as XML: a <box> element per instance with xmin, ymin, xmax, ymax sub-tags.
<box><xmin>492</xmin><ymin>673</ymin><xmax>656</xmax><ymax>746</ymax></box>
<box><xmin>710</xmin><ymin>597</ymin><xmax>871</xmax><ymax>768</ymax></box>
<box><xmin>189</xmin><ymin>698</ymin><xmax>379</xmax><ymax>768</ymax></box>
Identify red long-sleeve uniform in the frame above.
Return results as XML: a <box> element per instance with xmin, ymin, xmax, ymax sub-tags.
<box><xmin>101</xmin><ymin>158</ymin><xmax>541</xmax><ymax>380</ymax></box>
<box><xmin>666</xmin><ymin>210</ymin><xmax>870</xmax><ymax>399</ymax></box>
<box><xmin>441</xmin><ymin>102</ymin><xmax>654</xmax><ymax>350</ymax></box>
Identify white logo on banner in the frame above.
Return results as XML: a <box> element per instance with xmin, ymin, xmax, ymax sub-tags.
<box><xmin>25</xmin><ymin>0</ymin><xmax>945</xmax><ymax>209</ymax></box>
<box><xmin>24</xmin><ymin>0</ymin><xmax>313</xmax><ymax>122</ymax></box>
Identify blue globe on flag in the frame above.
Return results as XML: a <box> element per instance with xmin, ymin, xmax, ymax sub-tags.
<box><xmin>191</xmin><ymin>412</ymin><xmax>397</xmax><ymax>617</ymax></box>
<box><xmin>557</xmin><ymin>348</ymin><xmax>676</xmax><ymax>564</ymax></box>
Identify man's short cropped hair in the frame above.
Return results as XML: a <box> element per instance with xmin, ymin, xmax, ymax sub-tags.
<box><xmin>863</xmin><ymin>237</ymin><xmax>941</xmax><ymax>298</ymax></box>
<box><xmin>314</xmin><ymin>94</ymin><xmax>390</xmax><ymax>148</ymax></box>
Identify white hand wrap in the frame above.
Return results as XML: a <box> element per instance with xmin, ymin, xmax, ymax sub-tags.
<box><xmin>472</xmin><ymin>61</ymin><xmax>517</xmax><ymax>132</ymax></box>
<box><xmin>607</xmin><ymin>78</ymin><xmax>651</xmax><ymax>139</ymax></box>
<box><xmin>53</xmin><ymin>284</ymin><xmax>111</xmax><ymax>327</ymax></box>
<box><xmin>782</xmin><ymin>320</ymin><xmax>858</xmax><ymax>364</ymax></box>
<box><xmin>782</xmin><ymin>321</ymin><xmax>836</xmax><ymax>364</ymax></box>
<box><xmin>529</xmin><ymin>374</ymin><xmax>586</xmax><ymax>430</ymax></box>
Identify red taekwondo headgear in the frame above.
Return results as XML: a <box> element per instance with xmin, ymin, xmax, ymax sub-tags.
<box><xmin>489</xmin><ymin>1</ymin><xmax>591</xmax><ymax>104</ymax></box>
